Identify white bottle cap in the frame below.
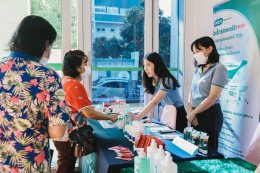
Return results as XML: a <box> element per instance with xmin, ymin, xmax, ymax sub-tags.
<box><xmin>139</xmin><ymin>149</ymin><xmax>146</xmax><ymax>158</ymax></box>
<box><xmin>157</xmin><ymin>145</ymin><xmax>165</xmax><ymax>158</ymax></box>
<box><xmin>147</xmin><ymin>139</ymin><xmax>158</xmax><ymax>157</ymax></box>
<box><xmin>164</xmin><ymin>151</ymin><xmax>172</xmax><ymax>164</ymax></box>
<box><xmin>150</xmin><ymin>139</ymin><xmax>157</xmax><ymax>148</ymax></box>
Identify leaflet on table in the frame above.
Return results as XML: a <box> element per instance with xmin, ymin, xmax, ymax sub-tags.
<box><xmin>159</xmin><ymin>133</ymin><xmax>182</xmax><ymax>140</ymax></box>
<box><xmin>99</xmin><ymin>120</ymin><xmax>117</xmax><ymax>128</ymax></box>
<box><xmin>172</xmin><ymin>136</ymin><xmax>198</xmax><ymax>155</ymax></box>
<box><xmin>108</xmin><ymin>146</ymin><xmax>134</xmax><ymax>161</ymax></box>
<box><xmin>102</xmin><ymin>99</ymin><xmax>126</xmax><ymax>114</ymax></box>
<box><xmin>143</xmin><ymin>123</ymin><xmax>161</xmax><ymax>128</ymax></box>
<box><xmin>149</xmin><ymin>126</ymin><xmax>171</xmax><ymax>133</ymax></box>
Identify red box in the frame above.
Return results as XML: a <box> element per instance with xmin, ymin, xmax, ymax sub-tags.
<box><xmin>135</xmin><ymin>134</ymin><xmax>165</xmax><ymax>152</ymax></box>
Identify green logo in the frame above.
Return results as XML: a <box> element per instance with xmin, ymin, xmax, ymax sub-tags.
<box><xmin>214</xmin><ymin>18</ymin><xmax>223</xmax><ymax>27</ymax></box>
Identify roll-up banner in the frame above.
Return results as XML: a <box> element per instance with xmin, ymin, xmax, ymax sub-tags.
<box><xmin>214</xmin><ymin>0</ymin><xmax>260</xmax><ymax>158</ymax></box>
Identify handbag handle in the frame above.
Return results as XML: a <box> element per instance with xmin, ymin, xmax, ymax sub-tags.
<box><xmin>70</xmin><ymin>117</ymin><xmax>80</xmax><ymax>128</ymax></box>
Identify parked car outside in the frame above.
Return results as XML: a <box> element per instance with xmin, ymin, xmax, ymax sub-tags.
<box><xmin>91</xmin><ymin>78</ymin><xmax>143</xmax><ymax>103</ymax></box>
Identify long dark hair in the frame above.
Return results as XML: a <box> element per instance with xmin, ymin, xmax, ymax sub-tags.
<box><xmin>9</xmin><ymin>15</ymin><xmax>57</xmax><ymax>59</ymax></box>
<box><xmin>62</xmin><ymin>50</ymin><xmax>88</xmax><ymax>78</ymax></box>
<box><xmin>143</xmin><ymin>52</ymin><xmax>180</xmax><ymax>94</ymax></box>
<box><xmin>191</xmin><ymin>36</ymin><xmax>220</xmax><ymax>67</ymax></box>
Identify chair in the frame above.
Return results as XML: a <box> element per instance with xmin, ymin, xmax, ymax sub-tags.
<box><xmin>160</xmin><ymin>105</ymin><xmax>177</xmax><ymax>129</ymax></box>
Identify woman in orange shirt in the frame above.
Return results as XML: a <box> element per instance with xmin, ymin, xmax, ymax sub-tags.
<box><xmin>53</xmin><ymin>50</ymin><xmax>119</xmax><ymax>173</ymax></box>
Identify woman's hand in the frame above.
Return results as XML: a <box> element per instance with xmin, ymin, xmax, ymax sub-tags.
<box><xmin>191</xmin><ymin>117</ymin><xmax>199</xmax><ymax>126</ymax></box>
<box><xmin>110</xmin><ymin>113</ymin><xmax>120</xmax><ymax>122</ymax></box>
<box><xmin>186</xmin><ymin>112</ymin><xmax>196</xmax><ymax>123</ymax></box>
<box><xmin>132</xmin><ymin>114</ymin><xmax>140</xmax><ymax>121</ymax></box>
<box><xmin>143</xmin><ymin>117</ymin><xmax>152</xmax><ymax>123</ymax></box>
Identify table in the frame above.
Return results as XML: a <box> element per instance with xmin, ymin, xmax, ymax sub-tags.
<box><xmin>120</xmin><ymin>158</ymin><xmax>257</xmax><ymax>173</ymax></box>
<box><xmin>81</xmin><ymin>119</ymin><xmax>223</xmax><ymax>173</ymax></box>
<box><xmin>83</xmin><ymin>119</ymin><xmax>135</xmax><ymax>173</ymax></box>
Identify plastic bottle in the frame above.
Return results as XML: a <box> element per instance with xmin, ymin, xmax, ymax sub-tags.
<box><xmin>153</xmin><ymin>145</ymin><xmax>165</xmax><ymax>173</ymax></box>
<box><xmin>147</xmin><ymin>139</ymin><xmax>158</xmax><ymax>173</ymax></box>
<box><xmin>134</xmin><ymin>149</ymin><xmax>150</xmax><ymax>173</ymax></box>
<box><xmin>161</xmin><ymin>151</ymin><xmax>177</xmax><ymax>173</ymax></box>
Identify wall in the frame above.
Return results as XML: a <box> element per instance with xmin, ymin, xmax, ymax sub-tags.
<box><xmin>183</xmin><ymin>0</ymin><xmax>225</xmax><ymax>108</ymax></box>
<box><xmin>0</xmin><ymin>0</ymin><xmax>29</xmax><ymax>57</ymax></box>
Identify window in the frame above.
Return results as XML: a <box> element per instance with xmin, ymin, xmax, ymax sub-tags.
<box><xmin>92</xmin><ymin>0</ymin><xmax>144</xmax><ymax>104</ymax></box>
<box><xmin>107</xmin><ymin>7</ymin><xmax>119</xmax><ymax>14</ymax></box>
<box><xmin>159</xmin><ymin>0</ymin><xmax>184</xmax><ymax>93</ymax></box>
<box><xmin>120</xmin><ymin>8</ymin><xmax>128</xmax><ymax>15</ymax></box>
<box><xmin>30</xmin><ymin>0</ymin><xmax>62</xmax><ymax>76</ymax></box>
<box><xmin>95</xmin><ymin>6</ymin><xmax>106</xmax><ymax>13</ymax></box>
<box><xmin>159</xmin><ymin>1</ymin><xmax>171</xmax><ymax>68</ymax></box>
<box><xmin>97</xmin><ymin>28</ymin><xmax>101</xmax><ymax>31</ymax></box>
<box><xmin>71</xmin><ymin>0</ymin><xmax>77</xmax><ymax>49</ymax></box>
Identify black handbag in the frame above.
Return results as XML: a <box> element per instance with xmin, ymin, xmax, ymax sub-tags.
<box><xmin>69</xmin><ymin>119</ymin><xmax>95</xmax><ymax>158</ymax></box>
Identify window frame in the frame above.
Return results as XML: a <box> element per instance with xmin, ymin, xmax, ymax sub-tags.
<box><xmin>61</xmin><ymin>0</ymin><xmax>183</xmax><ymax>101</ymax></box>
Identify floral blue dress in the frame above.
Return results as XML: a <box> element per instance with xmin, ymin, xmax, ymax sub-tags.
<box><xmin>0</xmin><ymin>52</ymin><xmax>70</xmax><ymax>173</ymax></box>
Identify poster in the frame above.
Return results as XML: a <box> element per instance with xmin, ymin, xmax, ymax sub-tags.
<box><xmin>214</xmin><ymin>0</ymin><xmax>260</xmax><ymax>158</ymax></box>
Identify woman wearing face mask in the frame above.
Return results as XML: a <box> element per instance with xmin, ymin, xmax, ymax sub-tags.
<box><xmin>0</xmin><ymin>15</ymin><xmax>70</xmax><ymax>173</ymax></box>
<box><xmin>52</xmin><ymin>50</ymin><xmax>119</xmax><ymax>173</ymax></box>
<box><xmin>133</xmin><ymin>52</ymin><xmax>187</xmax><ymax>133</ymax></box>
<box><xmin>187</xmin><ymin>36</ymin><xmax>228</xmax><ymax>151</ymax></box>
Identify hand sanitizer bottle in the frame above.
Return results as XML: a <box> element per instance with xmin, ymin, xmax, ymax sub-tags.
<box><xmin>147</xmin><ymin>139</ymin><xmax>158</xmax><ymax>173</ymax></box>
<box><xmin>153</xmin><ymin>145</ymin><xmax>165</xmax><ymax>173</ymax></box>
<box><xmin>161</xmin><ymin>151</ymin><xmax>177</xmax><ymax>173</ymax></box>
<box><xmin>134</xmin><ymin>149</ymin><xmax>150</xmax><ymax>173</ymax></box>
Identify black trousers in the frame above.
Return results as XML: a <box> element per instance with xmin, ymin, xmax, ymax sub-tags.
<box><xmin>193</xmin><ymin>103</ymin><xmax>223</xmax><ymax>151</ymax></box>
<box><xmin>53</xmin><ymin>141</ymin><xmax>77</xmax><ymax>173</ymax></box>
<box><xmin>176</xmin><ymin>106</ymin><xmax>187</xmax><ymax>133</ymax></box>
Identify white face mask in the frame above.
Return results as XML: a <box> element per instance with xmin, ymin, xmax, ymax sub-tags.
<box><xmin>39</xmin><ymin>57</ymin><xmax>49</xmax><ymax>65</ymax></box>
<box><xmin>81</xmin><ymin>66</ymin><xmax>91</xmax><ymax>79</ymax></box>
<box><xmin>194</xmin><ymin>52</ymin><xmax>208</xmax><ymax>65</ymax></box>
<box><xmin>40</xmin><ymin>44</ymin><xmax>51</xmax><ymax>65</ymax></box>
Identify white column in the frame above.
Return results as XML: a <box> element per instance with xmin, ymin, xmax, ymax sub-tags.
<box><xmin>80</xmin><ymin>0</ymin><xmax>93</xmax><ymax>98</ymax></box>
<box><xmin>144</xmin><ymin>0</ymin><xmax>153</xmax><ymax>54</ymax></box>
<box><xmin>61</xmin><ymin>0</ymin><xmax>71</xmax><ymax>58</ymax></box>
<box><xmin>152</xmin><ymin>0</ymin><xmax>159</xmax><ymax>53</ymax></box>
<box><xmin>170</xmin><ymin>0</ymin><xmax>179</xmax><ymax>69</ymax></box>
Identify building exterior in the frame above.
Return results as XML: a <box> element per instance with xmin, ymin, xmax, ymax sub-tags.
<box><xmin>93</xmin><ymin>0</ymin><xmax>140</xmax><ymax>39</ymax></box>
